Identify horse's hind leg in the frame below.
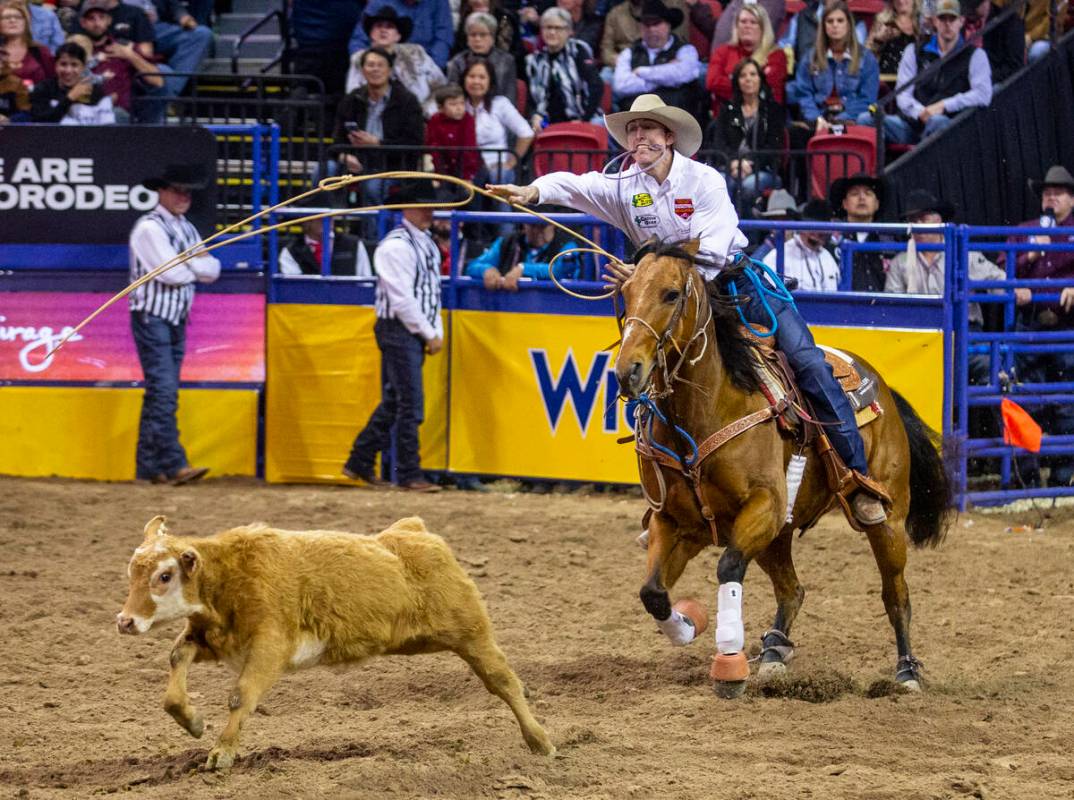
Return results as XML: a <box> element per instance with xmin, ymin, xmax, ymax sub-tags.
<box><xmin>753</xmin><ymin>527</ymin><xmax>805</xmax><ymax>680</ymax></box>
<box><xmin>864</xmin><ymin>520</ymin><xmax>922</xmax><ymax>690</ymax></box>
<box><xmin>639</xmin><ymin>514</ymin><xmax>706</xmax><ymax>646</ymax></box>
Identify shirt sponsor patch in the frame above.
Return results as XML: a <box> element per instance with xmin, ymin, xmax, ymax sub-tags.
<box><xmin>674</xmin><ymin>198</ymin><xmax>694</xmax><ymax>220</ymax></box>
<box><xmin>634</xmin><ymin>214</ymin><xmax>659</xmax><ymax>228</ymax></box>
<box><xmin>632</xmin><ymin>192</ymin><xmax>653</xmax><ymax>207</ymax></box>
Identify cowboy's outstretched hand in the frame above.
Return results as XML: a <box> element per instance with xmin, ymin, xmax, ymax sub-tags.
<box><xmin>486</xmin><ymin>183</ymin><xmax>539</xmax><ymax>205</ymax></box>
<box><xmin>602</xmin><ymin>260</ymin><xmax>635</xmax><ymax>289</ymax></box>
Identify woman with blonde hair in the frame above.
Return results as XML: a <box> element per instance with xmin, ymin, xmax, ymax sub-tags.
<box><xmin>789</xmin><ymin>0</ymin><xmax>878</xmax><ymax>133</ymax></box>
<box><xmin>0</xmin><ymin>0</ymin><xmax>53</xmax><ymax>91</ymax></box>
<box><xmin>866</xmin><ymin>0</ymin><xmax>921</xmax><ymax>75</ymax></box>
<box><xmin>706</xmin><ymin>3</ymin><xmax>786</xmax><ymax>110</ymax></box>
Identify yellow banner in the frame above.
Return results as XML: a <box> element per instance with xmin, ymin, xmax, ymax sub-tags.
<box><xmin>449</xmin><ymin>311</ymin><xmax>943</xmax><ymax>482</ymax></box>
<box><xmin>265</xmin><ymin>305</ymin><xmax>448</xmax><ymax>483</ymax></box>
<box><xmin>0</xmin><ymin>387</ymin><xmax>257</xmax><ymax>480</ymax></box>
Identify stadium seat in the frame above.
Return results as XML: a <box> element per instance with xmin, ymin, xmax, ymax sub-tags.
<box><xmin>516</xmin><ymin>78</ymin><xmax>527</xmax><ymax>116</ymax></box>
<box><xmin>806</xmin><ymin>125</ymin><xmax>877</xmax><ymax>199</ymax></box>
<box><xmin>601</xmin><ymin>81</ymin><xmax>612</xmax><ymax>114</ymax></box>
<box><xmin>531</xmin><ymin>121</ymin><xmax>610</xmax><ymax>177</ymax></box>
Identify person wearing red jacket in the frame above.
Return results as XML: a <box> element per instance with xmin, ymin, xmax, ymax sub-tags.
<box><xmin>705</xmin><ymin>2</ymin><xmax>786</xmax><ymax>112</ymax></box>
<box><xmin>424</xmin><ymin>83</ymin><xmax>482</xmax><ymax>181</ymax></box>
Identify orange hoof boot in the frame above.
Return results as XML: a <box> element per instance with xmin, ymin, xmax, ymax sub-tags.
<box><xmin>672</xmin><ymin>599</ymin><xmax>709</xmax><ymax>638</ymax></box>
<box><xmin>710</xmin><ymin>652</ymin><xmax>749</xmax><ymax>699</ymax></box>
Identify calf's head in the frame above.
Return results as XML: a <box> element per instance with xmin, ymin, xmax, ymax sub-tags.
<box><xmin>117</xmin><ymin>516</ymin><xmax>204</xmax><ymax>635</ymax></box>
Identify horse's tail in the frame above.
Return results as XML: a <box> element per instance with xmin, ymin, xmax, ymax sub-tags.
<box><xmin>891</xmin><ymin>390</ymin><xmax>955</xmax><ymax>548</ymax></box>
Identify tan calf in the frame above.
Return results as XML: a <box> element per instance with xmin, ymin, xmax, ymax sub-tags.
<box><xmin>117</xmin><ymin>515</ymin><xmax>554</xmax><ymax>769</ymax></box>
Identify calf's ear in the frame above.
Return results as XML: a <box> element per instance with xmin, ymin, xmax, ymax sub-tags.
<box><xmin>143</xmin><ymin>515</ymin><xmax>169</xmax><ymax>539</ymax></box>
<box><xmin>179</xmin><ymin>548</ymin><xmax>200</xmax><ymax>576</ymax></box>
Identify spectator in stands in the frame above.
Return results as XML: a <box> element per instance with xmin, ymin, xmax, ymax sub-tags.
<box><xmin>961</xmin><ymin>0</ymin><xmax>1024</xmax><ymax>84</ymax></box>
<box><xmin>462</xmin><ymin>56</ymin><xmax>532</xmax><ymax>183</ymax></box>
<box><xmin>612</xmin><ymin>0</ymin><xmax>700</xmax><ymax>116</ymax></box>
<box><xmin>349</xmin><ymin>0</ymin><xmax>454</xmax><ymax>70</ymax></box>
<box><xmin>866</xmin><ymin>0</ymin><xmax>922</xmax><ymax>75</ymax></box>
<box><xmin>425</xmin><ymin>83</ymin><xmax>482</xmax><ymax>181</ymax></box>
<box><xmin>0</xmin><ymin>45</ymin><xmax>31</xmax><ymax>122</ymax></box>
<box><xmin>334</xmin><ymin>47</ymin><xmax>425</xmax><ymax>203</ymax></box>
<box><xmin>828</xmin><ymin>172</ymin><xmax>890</xmax><ymax>292</ymax></box>
<box><xmin>600</xmin><ymin>0</ymin><xmax>691</xmax><ymax>71</ymax></box>
<box><xmin>789</xmin><ymin>1</ymin><xmax>879</xmax><ymax>133</ymax></box>
<box><xmin>77</xmin><ymin>0</ymin><xmax>154</xmax><ymax>59</ymax></box>
<box><xmin>18</xmin><ymin>0</ymin><xmax>65</xmax><ymax>51</ymax></box>
<box><xmin>79</xmin><ymin>0</ymin><xmax>162</xmax><ymax>122</ymax></box>
<box><xmin>343</xmin><ymin>179</ymin><xmax>446</xmax><ymax>493</ymax></box>
<box><xmin>556</xmin><ymin>0</ymin><xmax>603</xmax><ymax>57</ymax></box>
<box><xmin>29</xmin><ymin>40</ymin><xmax>116</xmax><ymax>123</ymax></box>
<box><xmin>678</xmin><ymin>0</ymin><xmax>723</xmax><ymax>59</ymax></box>
<box><xmin>525</xmin><ymin>7</ymin><xmax>602</xmax><ymax>130</ymax></box>
<box><xmin>762</xmin><ymin>199</ymin><xmax>843</xmax><ymax>291</ymax></box>
<box><xmin>750</xmin><ymin>188</ymin><xmax>800</xmax><ymax>260</ymax></box>
<box><xmin>882</xmin><ymin>0</ymin><xmax>992</xmax><ymax>144</ymax></box>
<box><xmin>706</xmin><ymin>3</ymin><xmax>786</xmax><ymax>110</ymax></box>
<box><xmin>711</xmin><ymin>0</ymin><xmax>782</xmax><ymax>49</ymax></box>
<box><xmin>54</xmin><ymin>0</ymin><xmax>81</xmax><ymax>36</ymax></box>
<box><xmin>465</xmin><ymin>208</ymin><xmax>582</xmax><ymax>288</ymax></box>
<box><xmin>780</xmin><ymin>0</ymin><xmax>868</xmax><ymax>73</ymax></box>
<box><xmin>452</xmin><ymin>0</ymin><xmax>524</xmax><ymax>69</ymax></box>
<box><xmin>129</xmin><ymin>163</ymin><xmax>219</xmax><ymax>486</ymax></box>
<box><xmin>279</xmin><ymin>205</ymin><xmax>373</xmax><ymax>277</ymax></box>
<box><xmin>290</xmin><ymin>0</ymin><xmax>362</xmax><ymax>96</ymax></box>
<box><xmin>1008</xmin><ymin>166</ymin><xmax>1074</xmax><ymax>486</ymax></box>
<box><xmin>125</xmin><ymin>0</ymin><xmax>213</xmax><ymax>96</ymax></box>
<box><xmin>1</xmin><ymin>0</ymin><xmax>53</xmax><ymax>90</ymax></box>
<box><xmin>446</xmin><ymin>11</ymin><xmax>517</xmax><ymax>107</ymax></box>
<box><xmin>1022</xmin><ymin>0</ymin><xmax>1066</xmax><ymax>63</ymax></box>
<box><xmin>346</xmin><ymin>6</ymin><xmax>447</xmax><ymax>117</ymax></box>
<box><xmin>702</xmin><ymin>58</ymin><xmax>785</xmax><ymax>214</ymax></box>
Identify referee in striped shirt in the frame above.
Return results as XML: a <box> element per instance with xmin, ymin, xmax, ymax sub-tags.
<box><xmin>343</xmin><ymin>180</ymin><xmax>445</xmax><ymax>492</ymax></box>
<box><xmin>129</xmin><ymin>164</ymin><xmax>220</xmax><ymax>485</ymax></box>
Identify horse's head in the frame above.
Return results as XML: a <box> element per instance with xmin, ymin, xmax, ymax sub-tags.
<box><xmin>615</xmin><ymin>238</ymin><xmax>707</xmax><ymax>399</ymax></box>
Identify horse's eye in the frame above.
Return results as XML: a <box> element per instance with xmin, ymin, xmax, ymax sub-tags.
<box><xmin>663</xmin><ymin>289</ymin><xmax>680</xmax><ymax>304</ymax></box>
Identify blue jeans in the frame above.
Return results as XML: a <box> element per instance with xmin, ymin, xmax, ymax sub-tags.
<box><xmin>345</xmin><ymin>318</ymin><xmax>427</xmax><ymax>483</ymax></box>
<box><xmin>883</xmin><ymin>112</ymin><xmax>954</xmax><ymax>144</ymax></box>
<box><xmin>154</xmin><ymin>22</ymin><xmax>213</xmax><ymax>95</ymax></box>
<box><xmin>722</xmin><ymin>265</ymin><xmax>869</xmax><ymax>474</ymax></box>
<box><xmin>131</xmin><ymin>312</ymin><xmax>189</xmax><ymax>479</ymax></box>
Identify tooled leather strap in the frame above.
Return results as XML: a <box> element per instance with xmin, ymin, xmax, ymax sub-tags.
<box><xmin>694</xmin><ymin>399</ymin><xmax>788</xmax><ymax>465</ymax></box>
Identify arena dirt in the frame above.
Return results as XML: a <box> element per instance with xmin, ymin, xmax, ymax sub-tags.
<box><xmin>1</xmin><ymin>476</ymin><xmax>1073</xmax><ymax>799</ymax></box>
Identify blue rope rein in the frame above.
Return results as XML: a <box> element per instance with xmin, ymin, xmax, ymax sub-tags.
<box><xmin>726</xmin><ymin>253</ymin><xmax>797</xmax><ymax>339</ymax></box>
<box><xmin>636</xmin><ymin>392</ymin><xmax>699</xmax><ymax>469</ymax></box>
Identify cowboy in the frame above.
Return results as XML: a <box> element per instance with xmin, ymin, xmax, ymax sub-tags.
<box><xmin>343</xmin><ymin>180</ymin><xmax>446</xmax><ymax>493</ymax></box>
<box><xmin>348</xmin><ymin>0</ymin><xmax>453</xmax><ymax>69</ymax></box>
<box><xmin>829</xmin><ymin>172</ymin><xmax>890</xmax><ymax>292</ymax></box>
<box><xmin>128</xmin><ymin>163</ymin><xmax>219</xmax><ymax>486</ymax></box>
<box><xmin>761</xmin><ymin>199</ymin><xmax>842</xmax><ymax>292</ymax></box>
<box><xmin>488</xmin><ymin>94</ymin><xmax>889</xmax><ymax>527</ymax></box>
<box><xmin>611</xmin><ymin>0</ymin><xmax>701</xmax><ymax>114</ymax></box>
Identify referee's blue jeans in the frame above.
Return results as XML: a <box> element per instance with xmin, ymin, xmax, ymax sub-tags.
<box><xmin>131</xmin><ymin>312</ymin><xmax>189</xmax><ymax>479</ymax></box>
<box><xmin>345</xmin><ymin>318</ymin><xmax>427</xmax><ymax>483</ymax></box>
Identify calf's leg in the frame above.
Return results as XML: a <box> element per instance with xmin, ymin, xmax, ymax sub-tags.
<box><xmin>164</xmin><ymin>628</ymin><xmax>207</xmax><ymax>738</ymax></box>
<box><xmin>206</xmin><ymin>642</ymin><xmax>287</xmax><ymax>770</ymax></box>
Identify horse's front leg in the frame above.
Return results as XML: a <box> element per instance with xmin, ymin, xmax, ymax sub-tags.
<box><xmin>639</xmin><ymin>512</ymin><xmax>706</xmax><ymax>646</ymax></box>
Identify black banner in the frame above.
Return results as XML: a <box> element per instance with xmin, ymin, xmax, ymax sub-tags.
<box><xmin>0</xmin><ymin>125</ymin><xmax>217</xmax><ymax>244</ymax></box>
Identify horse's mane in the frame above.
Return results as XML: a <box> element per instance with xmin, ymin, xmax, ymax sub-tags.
<box><xmin>634</xmin><ymin>240</ymin><xmax>762</xmax><ymax>393</ymax></box>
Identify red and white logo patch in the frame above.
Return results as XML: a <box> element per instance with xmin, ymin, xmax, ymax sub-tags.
<box><xmin>674</xmin><ymin>198</ymin><xmax>694</xmax><ymax>219</ymax></box>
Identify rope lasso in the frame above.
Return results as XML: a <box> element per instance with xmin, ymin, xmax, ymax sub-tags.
<box><xmin>726</xmin><ymin>253</ymin><xmax>797</xmax><ymax>338</ymax></box>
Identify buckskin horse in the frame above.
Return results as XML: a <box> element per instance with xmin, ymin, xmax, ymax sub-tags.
<box><xmin>614</xmin><ymin>240</ymin><xmax>954</xmax><ymax>697</ymax></box>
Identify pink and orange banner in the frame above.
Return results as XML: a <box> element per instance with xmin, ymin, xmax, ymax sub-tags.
<box><xmin>0</xmin><ymin>292</ymin><xmax>264</xmax><ymax>382</ymax></box>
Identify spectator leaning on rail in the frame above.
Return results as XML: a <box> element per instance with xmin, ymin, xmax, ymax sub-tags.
<box><xmin>128</xmin><ymin>163</ymin><xmax>219</xmax><ymax>487</ymax></box>
<box><xmin>465</xmin><ymin>206</ymin><xmax>583</xmax><ymax>289</ymax></box>
<box><xmin>487</xmin><ymin>93</ymin><xmax>892</xmax><ymax>527</ymax></box>
<box><xmin>343</xmin><ymin>179</ymin><xmax>446</xmax><ymax>494</ymax></box>
<box><xmin>880</xmin><ymin>0</ymin><xmax>992</xmax><ymax>145</ymax></box>
<box><xmin>1006</xmin><ymin>166</ymin><xmax>1074</xmax><ymax>486</ymax></box>
<box><xmin>612</xmin><ymin>0</ymin><xmax>701</xmax><ymax>117</ymax></box>
<box><xmin>29</xmin><ymin>40</ymin><xmax>116</xmax><ymax>124</ymax></box>
<box><xmin>828</xmin><ymin>172</ymin><xmax>890</xmax><ymax>292</ymax></box>
<box><xmin>446</xmin><ymin>11</ymin><xmax>517</xmax><ymax>108</ymax></box>
<box><xmin>762</xmin><ymin>198</ymin><xmax>843</xmax><ymax>292</ymax></box>
<box><xmin>346</xmin><ymin>6</ymin><xmax>447</xmax><ymax>118</ymax></box>
<box><xmin>524</xmin><ymin>7</ymin><xmax>602</xmax><ymax>130</ymax></box>
<box><xmin>349</xmin><ymin>0</ymin><xmax>454</xmax><ymax>70</ymax></box>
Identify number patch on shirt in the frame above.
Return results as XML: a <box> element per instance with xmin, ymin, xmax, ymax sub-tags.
<box><xmin>674</xmin><ymin>198</ymin><xmax>694</xmax><ymax>220</ymax></box>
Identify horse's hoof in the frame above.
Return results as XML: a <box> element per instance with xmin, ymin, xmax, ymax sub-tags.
<box><xmin>755</xmin><ymin>661</ymin><xmax>787</xmax><ymax>682</ymax></box>
<box><xmin>713</xmin><ymin>680</ymin><xmax>748</xmax><ymax>699</ymax></box>
<box><xmin>899</xmin><ymin>678</ymin><xmax>922</xmax><ymax>693</ymax></box>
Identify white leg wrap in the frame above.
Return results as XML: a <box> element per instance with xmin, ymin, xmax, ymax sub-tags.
<box><xmin>715</xmin><ymin>582</ymin><xmax>744</xmax><ymax>654</ymax></box>
<box><xmin>655</xmin><ymin>609</ymin><xmax>698</xmax><ymax>647</ymax></box>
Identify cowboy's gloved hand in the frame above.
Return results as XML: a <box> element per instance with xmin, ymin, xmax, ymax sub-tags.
<box><xmin>602</xmin><ymin>260</ymin><xmax>635</xmax><ymax>289</ymax></box>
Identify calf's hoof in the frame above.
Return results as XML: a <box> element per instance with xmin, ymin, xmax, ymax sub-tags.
<box><xmin>205</xmin><ymin>746</ymin><xmax>235</xmax><ymax>771</ymax></box>
<box><xmin>710</xmin><ymin>652</ymin><xmax>749</xmax><ymax>699</ymax></box>
<box><xmin>525</xmin><ymin>730</ymin><xmax>557</xmax><ymax>757</ymax></box>
<box><xmin>186</xmin><ymin>714</ymin><xmax>205</xmax><ymax>739</ymax></box>
<box><xmin>165</xmin><ymin>704</ymin><xmax>204</xmax><ymax>738</ymax></box>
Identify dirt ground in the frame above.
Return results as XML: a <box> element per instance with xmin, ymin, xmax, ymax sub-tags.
<box><xmin>2</xmin><ymin>476</ymin><xmax>1073</xmax><ymax>800</ymax></box>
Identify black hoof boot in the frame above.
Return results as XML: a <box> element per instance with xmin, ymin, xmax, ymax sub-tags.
<box><xmin>895</xmin><ymin>655</ymin><xmax>924</xmax><ymax>691</ymax></box>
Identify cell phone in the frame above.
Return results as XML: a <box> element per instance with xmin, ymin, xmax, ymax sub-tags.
<box><xmin>344</xmin><ymin>121</ymin><xmax>359</xmax><ymax>133</ymax></box>
<box><xmin>113</xmin><ymin>23</ymin><xmax>131</xmax><ymax>46</ymax></box>
<box><xmin>82</xmin><ymin>68</ymin><xmax>104</xmax><ymax>86</ymax></box>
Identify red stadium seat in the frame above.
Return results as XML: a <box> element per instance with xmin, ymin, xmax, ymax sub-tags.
<box><xmin>531</xmin><ymin>121</ymin><xmax>610</xmax><ymax>176</ymax></box>
<box><xmin>516</xmin><ymin>79</ymin><xmax>527</xmax><ymax>116</ymax></box>
<box><xmin>601</xmin><ymin>81</ymin><xmax>612</xmax><ymax>114</ymax></box>
<box><xmin>806</xmin><ymin>125</ymin><xmax>877</xmax><ymax>199</ymax></box>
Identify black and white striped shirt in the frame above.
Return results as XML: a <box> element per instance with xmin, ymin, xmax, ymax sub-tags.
<box><xmin>373</xmin><ymin>219</ymin><xmax>443</xmax><ymax>341</ymax></box>
<box><xmin>128</xmin><ymin>205</ymin><xmax>221</xmax><ymax>325</ymax></box>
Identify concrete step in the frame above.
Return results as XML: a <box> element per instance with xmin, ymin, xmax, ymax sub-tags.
<box><xmin>216</xmin><ymin>34</ymin><xmax>283</xmax><ymax>60</ymax></box>
<box><xmin>199</xmin><ymin>57</ymin><xmax>279</xmax><ymax>75</ymax></box>
<box><xmin>229</xmin><ymin>0</ymin><xmax>279</xmax><ymax>15</ymax></box>
<box><xmin>215</xmin><ymin>13</ymin><xmax>273</xmax><ymax>35</ymax></box>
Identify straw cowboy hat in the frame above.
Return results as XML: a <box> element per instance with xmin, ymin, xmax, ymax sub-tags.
<box><xmin>1029</xmin><ymin>165</ymin><xmax>1074</xmax><ymax>194</ymax></box>
<box><xmin>604</xmin><ymin>94</ymin><xmax>703</xmax><ymax>157</ymax></box>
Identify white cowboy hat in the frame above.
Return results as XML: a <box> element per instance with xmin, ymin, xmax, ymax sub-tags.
<box><xmin>604</xmin><ymin>94</ymin><xmax>703</xmax><ymax>158</ymax></box>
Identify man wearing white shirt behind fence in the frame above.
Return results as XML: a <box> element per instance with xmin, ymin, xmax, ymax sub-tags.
<box><xmin>128</xmin><ymin>163</ymin><xmax>220</xmax><ymax>486</ymax></box>
<box><xmin>343</xmin><ymin>180</ymin><xmax>445</xmax><ymax>493</ymax></box>
<box><xmin>762</xmin><ymin>199</ymin><xmax>842</xmax><ymax>292</ymax></box>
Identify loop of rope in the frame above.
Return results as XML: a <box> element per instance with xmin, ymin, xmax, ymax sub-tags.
<box><xmin>727</xmin><ymin>254</ymin><xmax>797</xmax><ymax>339</ymax></box>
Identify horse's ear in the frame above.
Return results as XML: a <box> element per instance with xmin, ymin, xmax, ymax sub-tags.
<box><xmin>682</xmin><ymin>239</ymin><xmax>701</xmax><ymax>257</ymax></box>
<box><xmin>633</xmin><ymin>235</ymin><xmax>660</xmax><ymax>263</ymax></box>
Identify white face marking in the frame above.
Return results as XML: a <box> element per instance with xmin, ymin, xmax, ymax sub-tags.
<box><xmin>289</xmin><ymin>635</ymin><xmax>327</xmax><ymax>669</ymax></box>
<box><xmin>140</xmin><ymin>556</ymin><xmax>204</xmax><ymax>630</ymax></box>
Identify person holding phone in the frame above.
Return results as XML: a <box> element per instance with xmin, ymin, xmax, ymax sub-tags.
<box><xmin>30</xmin><ymin>41</ymin><xmax>116</xmax><ymax>124</ymax></box>
<box><xmin>78</xmin><ymin>0</ymin><xmax>162</xmax><ymax>121</ymax></box>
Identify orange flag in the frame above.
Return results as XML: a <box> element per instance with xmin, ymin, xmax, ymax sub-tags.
<box><xmin>1001</xmin><ymin>398</ymin><xmax>1042</xmax><ymax>453</ymax></box>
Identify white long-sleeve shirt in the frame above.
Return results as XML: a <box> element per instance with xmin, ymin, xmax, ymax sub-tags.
<box><xmin>762</xmin><ymin>235</ymin><xmax>841</xmax><ymax>292</ymax></box>
<box><xmin>374</xmin><ymin>218</ymin><xmax>444</xmax><ymax>341</ymax></box>
<box><xmin>894</xmin><ymin>38</ymin><xmax>993</xmax><ymax>120</ymax></box>
<box><xmin>532</xmin><ymin>151</ymin><xmax>748</xmax><ymax>274</ymax></box>
<box><xmin>128</xmin><ymin>204</ymin><xmax>220</xmax><ymax>325</ymax></box>
<box><xmin>612</xmin><ymin>38</ymin><xmax>700</xmax><ymax>98</ymax></box>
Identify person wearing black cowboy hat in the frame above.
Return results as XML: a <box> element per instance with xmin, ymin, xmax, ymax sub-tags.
<box><xmin>128</xmin><ymin>163</ymin><xmax>219</xmax><ymax>486</ymax></box>
<box><xmin>610</xmin><ymin>0</ymin><xmax>701</xmax><ymax>116</ymax></box>
<box><xmin>761</xmin><ymin>198</ymin><xmax>842</xmax><ymax>292</ymax></box>
<box><xmin>343</xmin><ymin>180</ymin><xmax>447</xmax><ymax>493</ymax></box>
<box><xmin>348</xmin><ymin>0</ymin><xmax>454</xmax><ymax>69</ymax></box>
<box><xmin>828</xmin><ymin>172</ymin><xmax>890</xmax><ymax>292</ymax></box>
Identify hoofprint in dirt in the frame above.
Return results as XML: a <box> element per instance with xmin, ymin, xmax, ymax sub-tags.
<box><xmin>1</xmin><ymin>476</ymin><xmax>1072</xmax><ymax>799</ymax></box>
